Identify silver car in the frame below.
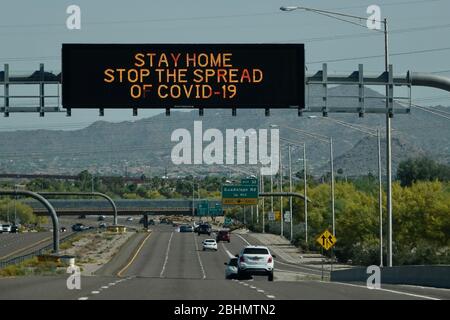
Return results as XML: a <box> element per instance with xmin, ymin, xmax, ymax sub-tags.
<box><xmin>224</xmin><ymin>257</ymin><xmax>239</xmax><ymax>279</ymax></box>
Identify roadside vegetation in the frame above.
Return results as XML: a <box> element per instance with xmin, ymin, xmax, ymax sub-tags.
<box><xmin>0</xmin><ymin>157</ymin><xmax>448</xmax><ymax>266</ymax></box>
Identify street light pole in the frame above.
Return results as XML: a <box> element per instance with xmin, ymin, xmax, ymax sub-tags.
<box><xmin>330</xmin><ymin>137</ymin><xmax>335</xmax><ymax>236</ymax></box>
<box><xmin>280</xmin><ymin>145</ymin><xmax>284</xmax><ymax>237</ymax></box>
<box><xmin>261</xmin><ymin>173</ymin><xmax>265</xmax><ymax>233</ymax></box>
<box><xmin>377</xmin><ymin>128</ymin><xmax>383</xmax><ymax>267</ymax></box>
<box><xmin>384</xmin><ymin>18</ymin><xmax>393</xmax><ymax>267</ymax></box>
<box><xmin>303</xmin><ymin>143</ymin><xmax>308</xmax><ymax>244</ymax></box>
<box><xmin>192</xmin><ymin>181</ymin><xmax>195</xmax><ymax>217</ymax></box>
<box><xmin>288</xmin><ymin>145</ymin><xmax>293</xmax><ymax>242</ymax></box>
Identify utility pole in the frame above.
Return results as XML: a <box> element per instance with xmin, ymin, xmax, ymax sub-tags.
<box><xmin>303</xmin><ymin>143</ymin><xmax>308</xmax><ymax>244</ymax></box>
<box><xmin>288</xmin><ymin>145</ymin><xmax>293</xmax><ymax>242</ymax></box>
<box><xmin>384</xmin><ymin>18</ymin><xmax>393</xmax><ymax>267</ymax></box>
<box><xmin>280</xmin><ymin>148</ymin><xmax>284</xmax><ymax>237</ymax></box>
<box><xmin>377</xmin><ymin>129</ymin><xmax>383</xmax><ymax>267</ymax></box>
<box><xmin>262</xmin><ymin>174</ymin><xmax>265</xmax><ymax>233</ymax></box>
<box><xmin>330</xmin><ymin>137</ymin><xmax>335</xmax><ymax>236</ymax></box>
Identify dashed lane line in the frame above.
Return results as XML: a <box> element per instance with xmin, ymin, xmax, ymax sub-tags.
<box><xmin>193</xmin><ymin>232</ymin><xmax>207</xmax><ymax>280</ymax></box>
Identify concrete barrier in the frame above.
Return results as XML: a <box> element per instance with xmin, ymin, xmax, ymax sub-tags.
<box><xmin>331</xmin><ymin>265</ymin><xmax>450</xmax><ymax>289</ymax></box>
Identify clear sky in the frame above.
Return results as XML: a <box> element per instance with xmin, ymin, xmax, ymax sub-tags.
<box><xmin>0</xmin><ymin>0</ymin><xmax>449</xmax><ymax>131</ymax></box>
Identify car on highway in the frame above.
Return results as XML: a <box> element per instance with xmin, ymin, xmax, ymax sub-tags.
<box><xmin>236</xmin><ymin>246</ymin><xmax>275</xmax><ymax>281</ymax></box>
<box><xmin>197</xmin><ymin>224</ymin><xmax>212</xmax><ymax>236</ymax></box>
<box><xmin>202</xmin><ymin>239</ymin><xmax>218</xmax><ymax>251</ymax></box>
<box><xmin>216</xmin><ymin>230</ymin><xmax>231</xmax><ymax>243</ymax></box>
<box><xmin>179</xmin><ymin>225</ymin><xmax>194</xmax><ymax>233</ymax></box>
<box><xmin>60</xmin><ymin>227</ymin><xmax>67</xmax><ymax>233</ymax></box>
<box><xmin>99</xmin><ymin>222</ymin><xmax>107</xmax><ymax>229</ymax></box>
<box><xmin>0</xmin><ymin>224</ymin><xmax>12</xmax><ymax>233</ymax></box>
<box><xmin>224</xmin><ymin>257</ymin><xmax>239</xmax><ymax>279</ymax></box>
<box><xmin>78</xmin><ymin>214</ymin><xmax>86</xmax><ymax>219</ymax></box>
<box><xmin>160</xmin><ymin>218</ymin><xmax>168</xmax><ymax>224</ymax></box>
<box><xmin>71</xmin><ymin>223</ymin><xmax>88</xmax><ymax>232</ymax></box>
<box><xmin>149</xmin><ymin>219</ymin><xmax>155</xmax><ymax>225</ymax></box>
<box><xmin>10</xmin><ymin>225</ymin><xmax>19</xmax><ymax>233</ymax></box>
<box><xmin>98</xmin><ymin>215</ymin><xmax>106</xmax><ymax>221</ymax></box>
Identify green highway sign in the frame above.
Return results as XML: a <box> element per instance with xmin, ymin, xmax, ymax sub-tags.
<box><xmin>209</xmin><ymin>202</ymin><xmax>223</xmax><ymax>216</ymax></box>
<box><xmin>240</xmin><ymin>178</ymin><xmax>258</xmax><ymax>186</ymax></box>
<box><xmin>222</xmin><ymin>185</ymin><xmax>258</xmax><ymax>205</ymax></box>
<box><xmin>197</xmin><ymin>201</ymin><xmax>209</xmax><ymax>216</ymax></box>
<box><xmin>224</xmin><ymin>217</ymin><xmax>233</xmax><ymax>225</ymax></box>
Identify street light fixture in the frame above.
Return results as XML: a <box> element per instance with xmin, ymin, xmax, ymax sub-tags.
<box><xmin>280</xmin><ymin>4</ymin><xmax>393</xmax><ymax>267</ymax></box>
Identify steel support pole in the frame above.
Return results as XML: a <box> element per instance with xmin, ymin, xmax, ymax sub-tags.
<box><xmin>288</xmin><ymin>145</ymin><xmax>293</xmax><ymax>242</ymax></box>
<box><xmin>330</xmin><ymin>138</ymin><xmax>335</xmax><ymax>236</ymax></box>
<box><xmin>384</xmin><ymin>18</ymin><xmax>393</xmax><ymax>267</ymax></box>
<box><xmin>262</xmin><ymin>174</ymin><xmax>266</xmax><ymax>233</ymax></box>
<box><xmin>304</xmin><ymin>144</ymin><xmax>308</xmax><ymax>244</ymax></box>
<box><xmin>0</xmin><ymin>190</ymin><xmax>59</xmax><ymax>253</ymax></box>
<box><xmin>280</xmin><ymin>148</ymin><xmax>284</xmax><ymax>237</ymax></box>
<box><xmin>377</xmin><ymin>129</ymin><xmax>383</xmax><ymax>267</ymax></box>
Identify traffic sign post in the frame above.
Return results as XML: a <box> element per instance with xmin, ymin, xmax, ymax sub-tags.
<box><xmin>316</xmin><ymin>229</ymin><xmax>337</xmax><ymax>251</ymax></box>
<box><xmin>268</xmin><ymin>211</ymin><xmax>275</xmax><ymax>221</ymax></box>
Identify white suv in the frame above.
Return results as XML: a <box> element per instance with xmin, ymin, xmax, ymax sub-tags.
<box><xmin>237</xmin><ymin>246</ymin><xmax>275</xmax><ymax>281</ymax></box>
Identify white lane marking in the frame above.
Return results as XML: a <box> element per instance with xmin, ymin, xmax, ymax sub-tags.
<box><xmin>78</xmin><ymin>297</ymin><xmax>89</xmax><ymax>300</ymax></box>
<box><xmin>91</xmin><ymin>291</ymin><xmax>100</xmax><ymax>294</ymax></box>
<box><xmin>250</xmin><ymin>286</ymin><xmax>256</xmax><ymax>289</ymax></box>
<box><xmin>327</xmin><ymin>281</ymin><xmax>440</xmax><ymax>300</ymax></box>
<box><xmin>266</xmin><ymin>295</ymin><xmax>276</xmax><ymax>299</ymax></box>
<box><xmin>101</xmin><ymin>286</ymin><xmax>109</xmax><ymax>289</ymax></box>
<box><xmin>243</xmin><ymin>283</ymin><xmax>249</xmax><ymax>286</ymax></box>
<box><xmin>160</xmin><ymin>232</ymin><xmax>174</xmax><ymax>278</ymax></box>
<box><xmin>235</xmin><ymin>234</ymin><xmax>251</xmax><ymax>245</ymax></box>
<box><xmin>221</xmin><ymin>243</ymin><xmax>235</xmax><ymax>259</ymax></box>
<box><xmin>257</xmin><ymin>289</ymin><xmax>265</xmax><ymax>293</ymax></box>
<box><xmin>109</xmin><ymin>283</ymin><xmax>116</xmax><ymax>286</ymax></box>
<box><xmin>193</xmin><ymin>232</ymin><xmax>207</xmax><ymax>280</ymax></box>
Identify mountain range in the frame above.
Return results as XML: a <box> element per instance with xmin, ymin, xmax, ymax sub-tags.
<box><xmin>0</xmin><ymin>85</ymin><xmax>448</xmax><ymax>178</ymax></box>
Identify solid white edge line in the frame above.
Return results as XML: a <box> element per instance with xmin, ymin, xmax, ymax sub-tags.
<box><xmin>326</xmin><ymin>281</ymin><xmax>440</xmax><ymax>300</ymax></box>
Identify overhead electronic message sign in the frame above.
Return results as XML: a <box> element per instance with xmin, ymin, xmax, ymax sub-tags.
<box><xmin>62</xmin><ymin>44</ymin><xmax>304</xmax><ymax>109</ymax></box>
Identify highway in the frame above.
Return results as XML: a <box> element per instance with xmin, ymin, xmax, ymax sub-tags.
<box><xmin>0</xmin><ymin>224</ymin><xmax>449</xmax><ymax>300</ymax></box>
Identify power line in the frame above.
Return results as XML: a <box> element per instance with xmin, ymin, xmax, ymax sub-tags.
<box><xmin>308</xmin><ymin>46</ymin><xmax>450</xmax><ymax>64</ymax></box>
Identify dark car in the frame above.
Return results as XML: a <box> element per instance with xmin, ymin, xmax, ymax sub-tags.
<box><xmin>60</xmin><ymin>227</ymin><xmax>67</xmax><ymax>233</ymax></box>
<box><xmin>197</xmin><ymin>224</ymin><xmax>212</xmax><ymax>236</ymax></box>
<box><xmin>149</xmin><ymin>219</ymin><xmax>155</xmax><ymax>225</ymax></box>
<box><xmin>216</xmin><ymin>230</ymin><xmax>231</xmax><ymax>243</ymax></box>
<box><xmin>180</xmin><ymin>225</ymin><xmax>193</xmax><ymax>233</ymax></box>
<box><xmin>10</xmin><ymin>225</ymin><xmax>20</xmax><ymax>233</ymax></box>
<box><xmin>160</xmin><ymin>218</ymin><xmax>168</xmax><ymax>224</ymax></box>
<box><xmin>72</xmin><ymin>223</ymin><xmax>87</xmax><ymax>232</ymax></box>
<box><xmin>78</xmin><ymin>214</ymin><xmax>86</xmax><ymax>219</ymax></box>
<box><xmin>98</xmin><ymin>215</ymin><xmax>106</xmax><ymax>221</ymax></box>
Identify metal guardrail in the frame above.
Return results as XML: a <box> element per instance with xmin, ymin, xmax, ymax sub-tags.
<box><xmin>0</xmin><ymin>229</ymin><xmax>93</xmax><ymax>269</ymax></box>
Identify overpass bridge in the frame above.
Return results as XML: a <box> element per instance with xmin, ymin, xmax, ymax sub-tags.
<box><xmin>25</xmin><ymin>199</ymin><xmax>223</xmax><ymax>216</ymax></box>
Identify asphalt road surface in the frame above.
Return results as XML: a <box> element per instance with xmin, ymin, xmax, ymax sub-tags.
<box><xmin>0</xmin><ymin>224</ymin><xmax>449</xmax><ymax>300</ymax></box>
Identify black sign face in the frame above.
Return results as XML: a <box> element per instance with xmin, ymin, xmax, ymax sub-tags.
<box><xmin>62</xmin><ymin>44</ymin><xmax>304</xmax><ymax>109</ymax></box>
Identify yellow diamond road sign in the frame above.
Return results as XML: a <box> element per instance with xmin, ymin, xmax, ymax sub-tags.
<box><xmin>316</xmin><ymin>229</ymin><xmax>337</xmax><ymax>251</ymax></box>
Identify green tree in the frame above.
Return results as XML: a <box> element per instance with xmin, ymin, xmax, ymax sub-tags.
<box><xmin>397</xmin><ymin>157</ymin><xmax>450</xmax><ymax>186</ymax></box>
